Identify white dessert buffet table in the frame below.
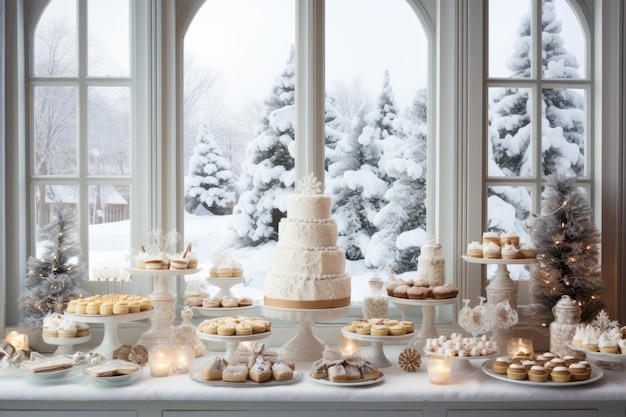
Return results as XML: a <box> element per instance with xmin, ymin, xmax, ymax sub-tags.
<box><xmin>0</xmin><ymin>345</ymin><xmax>624</xmax><ymax>417</ymax></box>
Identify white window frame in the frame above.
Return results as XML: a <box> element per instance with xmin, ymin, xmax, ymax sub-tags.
<box><xmin>2</xmin><ymin>0</ymin><xmax>624</xmax><ymax>336</ymax></box>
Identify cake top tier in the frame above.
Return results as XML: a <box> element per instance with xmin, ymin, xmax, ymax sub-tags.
<box><xmin>287</xmin><ymin>173</ymin><xmax>332</xmax><ymax>220</ymax></box>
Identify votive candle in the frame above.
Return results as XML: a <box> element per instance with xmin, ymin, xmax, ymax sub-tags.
<box><xmin>6</xmin><ymin>331</ymin><xmax>29</xmax><ymax>351</ymax></box>
<box><xmin>427</xmin><ymin>354</ymin><xmax>452</xmax><ymax>385</ymax></box>
<box><xmin>149</xmin><ymin>345</ymin><xmax>173</xmax><ymax>377</ymax></box>
<box><xmin>338</xmin><ymin>336</ymin><xmax>361</xmax><ymax>355</ymax></box>
<box><xmin>507</xmin><ymin>337</ymin><xmax>534</xmax><ymax>357</ymax></box>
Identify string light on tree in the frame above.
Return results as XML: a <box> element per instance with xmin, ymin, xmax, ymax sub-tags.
<box><xmin>529</xmin><ymin>173</ymin><xmax>605</xmax><ymax>329</ymax></box>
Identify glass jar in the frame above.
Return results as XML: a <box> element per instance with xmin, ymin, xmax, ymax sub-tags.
<box><xmin>362</xmin><ymin>275</ymin><xmax>388</xmax><ymax>319</ymax></box>
<box><xmin>550</xmin><ymin>295</ymin><xmax>582</xmax><ymax>358</ymax></box>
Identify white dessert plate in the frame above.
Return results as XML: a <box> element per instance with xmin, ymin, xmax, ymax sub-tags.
<box><xmin>461</xmin><ymin>255</ymin><xmax>538</xmax><ymax>265</ymax></box>
<box><xmin>20</xmin><ymin>365</ymin><xmax>76</xmax><ymax>382</ymax></box>
<box><xmin>189</xmin><ymin>369</ymin><xmax>301</xmax><ymax>387</ymax></box>
<box><xmin>481</xmin><ymin>358</ymin><xmax>603</xmax><ymax>387</ymax></box>
<box><xmin>566</xmin><ymin>342</ymin><xmax>626</xmax><ymax>364</ymax></box>
<box><xmin>83</xmin><ymin>366</ymin><xmax>144</xmax><ymax>387</ymax></box>
<box><xmin>340</xmin><ymin>327</ymin><xmax>415</xmax><ymax>342</ymax></box>
<box><xmin>423</xmin><ymin>347</ymin><xmax>499</xmax><ymax>361</ymax></box>
<box><xmin>309</xmin><ymin>371</ymin><xmax>384</xmax><ymax>387</ymax></box>
<box><xmin>191</xmin><ymin>304</ymin><xmax>257</xmax><ymax>316</ymax></box>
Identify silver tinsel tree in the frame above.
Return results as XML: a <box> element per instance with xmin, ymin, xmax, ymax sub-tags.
<box><xmin>529</xmin><ymin>173</ymin><xmax>605</xmax><ymax>328</ymax></box>
<box><xmin>18</xmin><ymin>204</ymin><xmax>89</xmax><ymax>327</ymax></box>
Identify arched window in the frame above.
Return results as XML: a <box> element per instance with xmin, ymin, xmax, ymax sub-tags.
<box><xmin>182</xmin><ymin>0</ymin><xmax>432</xmax><ymax>305</ymax></box>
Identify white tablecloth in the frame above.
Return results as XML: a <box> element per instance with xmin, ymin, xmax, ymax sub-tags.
<box><xmin>1</xmin><ymin>345</ymin><xmax>624</xmax><ymax>404</ymax></box>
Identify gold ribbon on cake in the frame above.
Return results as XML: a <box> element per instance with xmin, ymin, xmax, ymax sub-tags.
<box><xmin>263</xmin><ymin>296</ymin><xmax>351</xmax><ymax>309</ymax></box>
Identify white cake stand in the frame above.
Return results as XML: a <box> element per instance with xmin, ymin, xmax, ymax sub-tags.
<box><xmin>389</xmin><ymin>296</ymin><xmax>458</xmax><ymax>350</ymax></box>
<box><xmin>462</xmin><ymin>256</ymin><xmax>537</xmax><ymax>349</ymax></box>
<box><xmin>196</xmin><ymin>331</ymin><xmax>272</xmax><ymax>361</ymax></box>
<box><xmin>191</xmin><ymin>304</ymin><xmax>257</xmax><ymax>317</ymax></box>
<box><xmin>206</xmin><ymin>277</ymin><xmax>244</xmax><ymax>298</ymax></box>
<box><xmin>260</xmin><ymin>303</ymin><xmax>350</xmax><ymax>361</ymax></box>
<box><xmin>125</xmin><ymin>268</ymin><xmax>201</xmax><ymax>348</ymax></box>
<box><xmin>340</xmin><ymin>327</ymin><xmax>415</xmax><ymax>368</ymax></box>
<box><xmin>64</xmin><ymin>310</ymin><xmax>152</xmax><ymax>357</ymax></box>
<box><xmin>42</xmin><ymin>334</ymin><xmax>91</xmax><ymax>355</ymax></box>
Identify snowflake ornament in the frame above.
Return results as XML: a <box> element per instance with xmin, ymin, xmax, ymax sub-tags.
<box><xmin>296</xmin><ymin>172</ymin><xmax>322</xmax><ymax>195</ymax></box>
<box><xmin>591</xmin><ymin>310</ymin><xmax>619</xmax><ymax>332</ymax></box>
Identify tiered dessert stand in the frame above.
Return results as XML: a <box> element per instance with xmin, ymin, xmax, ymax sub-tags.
<box><xmin>125</xmin><ymin>268</ymin><xmax>201</xmax><ymax>348</ymax></box>
<box><xmin>196</xmin><ymin>331</ymin><xmax>272</xmax><ymax>361</ymax></box>
<box><xmin>461</xmin><ymin>256</ymin><xmax>537</xmax><ymax>348</ymax></box>
<box><xmin>64</xmin><ymin>310</ymin><xmax>152</xmax><ymax>357</ymax></box>
<box><xmin>42</xmin><ymin>334</ymin><xmax>91</xmax><ymax>355</ymax></box>
<box><xmin>206</xmin><ymin>277</ymin><xmax>242</xmax><ymax>298</ymax></box>
<box><xmin>389</xmin><ymin>296</ymin><xmax>458</xmax><ymax>350</ymax></box>
<box><xmin>260</xmin><ymin>303</ymin><xmax>350</xmax><ymax>361</ymax></box>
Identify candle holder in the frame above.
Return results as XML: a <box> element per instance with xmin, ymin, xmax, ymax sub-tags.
<box><xmin>507</xmin><ymin>337</ymin><xmax>534</xmax><ymax>358</ymax></box>
<box><xmin>149</xmin><ymin>345</ymin><xmax>173</xmax><ymax>377</ymax></box>
<box><xmin>171</xmin><ymin>344</ymin><xmax>195</xmax><ymax>374</ymax></box>
<box><xmin>5</xmin><ymin>331</ymin><xmax>29</xmax><ymax>351</ymax></box>
<box><xmin>427</xmin><ymin>354</ymin><xmax>452</xmax><ymax>385</ymax></box>
<box><xmin>338</xmin><ymin>336</ymin><xmax>361</xmax><ymax>355</ymax></box>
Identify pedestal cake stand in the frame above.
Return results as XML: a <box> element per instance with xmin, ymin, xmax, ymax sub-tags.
<box><xmin>462</xmin><ymin>256</ymin><xmax>537</xmax><ymax>348</ymax></box>
<box><xmin>64</xmin><ymin>310</ymin><xmax>152</xmax><ymax>357</ymax></box>
<box><xmin>260</xmin><ymin>303</ymin><xmax>350</xmax><ymax>361</ymax></box>
<box><xmin>42</xmin><ymin>334</ymin><xmax>92</xmax><ymax>355</ymax></box>
<box><xmin>206</xmin><ymin>277</ymin><xmax>243</xmax><ymax>298</ymax></box>
<box><xmin>125</xmin><ymin>268</ymin><xmax>201</xmax><ymax>348</ymax></box>
<box><xmin>340</xmin><ymin>327</ymin><xmax>414</xmax><ymax>368</ymax></box>
<box><xmin>196</xmin><ymin>331</ymin><xmax>272</xmax><ymax>361</ymax></box>
<box><xmin>389</xmin><ymin>297</ymin><xmax>458</xmax><ymax>350</ymax></box>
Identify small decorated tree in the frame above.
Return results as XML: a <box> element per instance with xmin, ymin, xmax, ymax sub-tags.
<box><xmin>529</xmin><ymin>173</ymin><xmax>605</xmax><ymax>328</ymax></box>
<box><xmin>18</xmin><ymin>204</ymin><xmax>89</xmax><ymax>327</ymax></box>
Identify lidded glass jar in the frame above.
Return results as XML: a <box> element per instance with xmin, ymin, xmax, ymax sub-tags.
<box><xmin>362</xmin><ymin>275</ymin><xmax>388</xmax><ymax>319</ymax></box>
<box><xmin>550</xmin><ymin>295</ymin><xmax>582</xmax><ymax>358</ymax></box>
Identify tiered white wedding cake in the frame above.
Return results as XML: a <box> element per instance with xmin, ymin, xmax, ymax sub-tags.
<box><xmin>264</xmin><ymin>174</ymin><xmax>351</xmax><ymax>309</ymax></box>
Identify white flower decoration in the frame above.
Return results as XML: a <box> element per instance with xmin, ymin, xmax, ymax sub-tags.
<box><xmin>297</xmin><ymin>172</ymin><xmax>322</xmax><ymax>195</ymax></box>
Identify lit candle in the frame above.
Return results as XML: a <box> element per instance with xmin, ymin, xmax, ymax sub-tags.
<box><xmin>149</xmin><ymin>345</ymin><xmax>173</xmax><ymax>377</ymax></box>
<box><xmin>6</xmin><ymin>331</ymin><xmax>29</xmax><ymax>351</ymax></box>
<box><xmin>507</xmin><ymin>337</ymin><xmax>534</xmax><ymax>357</ymax></box>
<box><xmin>338</xmin><ymin>336</ymin><xmax>361</xmax><ymax>355</ymax></box>
<box><xmin>427</xmin><ymin>354</ymin><xmax>452</xmax><ymax>385</ymax></box>
<box><xmin>171</xmin><ymin>344</ymin><xmax>195</xmax><ymax>374</ymax></box>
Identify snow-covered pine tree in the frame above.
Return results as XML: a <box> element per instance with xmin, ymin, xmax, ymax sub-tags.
<box><xmin>529</xmin><ymin>173</ymin><xmax>605</xmax><ymax>328</ymax></box>
<box><xmin>184</xmin><ymin>125</ymin><xmax>237</xmax><ymax>215</ymax></box>
<box><xmin>231</xmin><ymin>48</ymin><xmax>296</xmax><ymax>246</ymax></box>
<box><xmin>327</xmin><ymin>106</ymin><xmax>386</xmax><ymax>260</ymax></box>
<box><xmin>366</xmin><ymin>89</ymin><xmax>428</xmax><ymax>272</ymax></box>
<box><xmin>18</xmin><ymin>204</ymin><xmax>89</xmax><ymax>327</ymax></box>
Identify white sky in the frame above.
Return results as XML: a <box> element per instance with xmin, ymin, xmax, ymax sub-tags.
<box><xmin>185</xmin><ymin>0</ymin><xmax>428</xmax><ymax>111</ymax></box>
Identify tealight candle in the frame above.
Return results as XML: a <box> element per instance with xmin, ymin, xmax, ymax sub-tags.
<box><xmin>427</xmin><ymin>354</ymin><xmax>452</xmax><ymax>385</ymax></box>
<box><xmin>149</xmin><ymin>345</ymin><xmax>173</xmax><ymax>377</ymax></box>
<box><xmin>6</xmin><ymin>331</ymin><xmax>29</xmax><ymax>351</ymax></box>
<box><xmin>171</xmin><ymin>344</ymin><xmax>195</xmax><ymax>374</ymax></box>
<box><xmin>507</xmin><ymin>337</ymin><xmax>534</xmax><ymax>357</ymax></box>
<box><xmin>338</xmin><ymin>336</ymin><xmax>361</xmax><ymax>355</ymax></box>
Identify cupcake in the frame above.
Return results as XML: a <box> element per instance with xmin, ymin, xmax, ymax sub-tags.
<box><xmin>521</xmin><ymin>359</ymin><xmax>537</xmax><ymax>370</ymax></box>
<box><xmin>506</xmin><ymin>363</ymin><xmax>527</xmax><ymax>380</ymax></box>
<box><xmin>562</xmin><ymin>355</ymin><xmax>578</xmax><ymax>367</ymax></box>
<box><xmin>527</xmin><ymin>365</ymin><xmax>549</xmax><ymax>382</ymax></box>
<box><xmin>482</xmin><ymin>231</ymin><xmax>500</xmax><ymax>247</ymax></box>
<box><xmin>619</xmin><ymin>339</ymin><xmax>626</xmax><ymax>354</ymax></box>
<box><xmin>501</xmin><ymin>243</ymin><xmax>520</xmax><ymax>259</ymax></box>
<box><xmin>407</xmin><ymin>286</ymin><xmax>430</xmax><ymax>300</ymax></box>
<box><xmin>169</xmin><ymin>253</ymin><xmax>189</xmax><ymax>270</ymax></box>
<box><xmin>598</xmin><ymin>331</ymin><xmax>619</xmax><ymax>354</ymax></box>
<box><xmin>482</xmin><ymin>242</ymin><xmax>501</xmax><ymax>259</ymax></box>
<box><xmin>57</xmin><ymin>318</ymin><xmax>78</xmax><ymax>338</ymax></box>
<box><xmin>571</xmin><ymin>326</ymin><xmax>585</xmax><ymax>348</ymax></box>
<box><xmin>568</xmin><ymin>362</ymin><xmax>591</xmax><ymax>381</ymax></box>
<box><xmin>42</xmin><ymin>313</ymin><xmax>63</xmax><ymax>338</ymax></box>
<box><xmin>519</xmin><ymin>242</ymin><xmax>537</xmax><ymax>259</ymax></box>
<box><xmin>550</xmin><ymin>365</ymin><xmax>572</xmax><ymax>383</ymax></box>
<box><xmin>466</xmin><ymin>241</ymin><xmax>483</xmax><ymax>258</ymax></box>
<box><xmin>491</xmin><ymin>357</ymin><xmax>511</xmax><ymax>374</ymax></box>
<box><xmin>75</xmin><ymin>322</ymin><xmax>90</xmax><ymax>337</ymax></box>
<box><xmin>582</xmin><ymin>334</ymin><xmax>599</xmax><ymax>352</ymax></box>
<box><xmin>500</xmin><ymin>230</ymin><xmax>520</xmax><ymax>248</ymax></box>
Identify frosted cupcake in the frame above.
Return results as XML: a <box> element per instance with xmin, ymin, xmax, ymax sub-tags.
<box><xmin>483</xmin><ymin>241</ymin><xmax>501</xmax><ymax>259</ymax></box>
<box><xmin>519</xmin><ymin>242</ymin><xmax>538</xmax><ymax>259</ymax></box>
<box><xmin>482</xmin><ymin>231</ymin><xmax>500</xmax><ymax>247</ymax></box>
<box><xmin>500</xmin><ymin>230</ymin><xmax>520</xmax><ymax>248</ymax></box>
<box><xmin>466</xmin><ymin>241</ymin><xmax>483</xmax><ymax>258</ymax></box>
<box><xmin>598</xmin><ymin>331</ymin><xmax>619</xmax><ymax>354</ymax></box>
<box><xmin>501</xmin><ymin>243</ymin><xmax>520</xmax><ymax>259</ymax></box>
